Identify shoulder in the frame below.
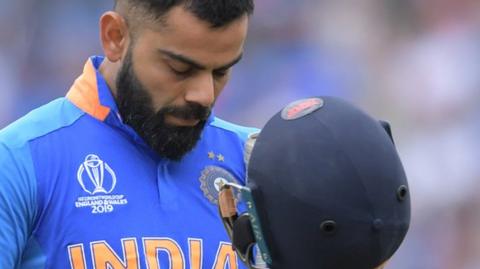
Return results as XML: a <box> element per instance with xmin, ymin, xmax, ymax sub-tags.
<box><xmin>208</xmin><ymin>117</ymin><xmax>260</xmax><ymax>143</ymax></box>
<box><xmin>0</xmin><ymin>97</ymin><xmax>84</xmax><ymax>203</ymax></box>
<box><xmin>0</xmin><ymin>100</ymin><xmax>79</xmax><ymax>258</ymax></box>
<box><xmin>0</xmin><ymin>98</ymin><xmax>84</xmax><ymax>149</ymax></box>
<box><xmin>0</xmin><ymin>97</ymin><xmax>85</xmax><ymax>239</ymax></box>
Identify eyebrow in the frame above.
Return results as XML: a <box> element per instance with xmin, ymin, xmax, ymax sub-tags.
<box><xmin>159</xmin><ymin>49</ymin><xmax>243</xmax><ymax>71</ymax></box>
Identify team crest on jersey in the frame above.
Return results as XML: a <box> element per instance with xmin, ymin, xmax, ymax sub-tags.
<box><xmin>75</xmin><ymin>154</ymin><xmax>128</xmax><ymax>214</ymax></box>
<box><xmin>199</xmin><ymin>166</ymin><xmax>240</xmax><ymax>204</ymax></box>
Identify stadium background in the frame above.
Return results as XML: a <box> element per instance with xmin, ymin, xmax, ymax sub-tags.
<box><xmin>1</xmin><ymin>1</ymin><xmax>479</xmax><ymax>268</ymax></box>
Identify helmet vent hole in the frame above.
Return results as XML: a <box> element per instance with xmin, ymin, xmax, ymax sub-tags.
<box><xmin>397</xmin><ymin>185</ymin><xmax>408</xmax><ymax>202</ymax></box>
<box><xmin>320</xmin><ymin>220</ymin><xmax>337</xmax><ymax>235</ymax></box>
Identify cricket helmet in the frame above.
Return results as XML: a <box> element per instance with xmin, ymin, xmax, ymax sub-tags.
<box><xmin>238</xmin><ymin>96</ymin><xmax>410</xmax><ymax>269</ymax></box>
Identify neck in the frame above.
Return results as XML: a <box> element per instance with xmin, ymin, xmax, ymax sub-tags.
<box><xmin>99</xmin><ymin>58</ymin><xmax>121</xmax><ymax>98</ymax></box>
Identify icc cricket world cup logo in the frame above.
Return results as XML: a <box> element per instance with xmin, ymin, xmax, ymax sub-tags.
<box><xmin>77</xmin><ymin>154</ymin><xmax>117</xmax><ymax>195</ymax></box>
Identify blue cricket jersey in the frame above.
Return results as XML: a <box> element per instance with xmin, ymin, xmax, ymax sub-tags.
<box><xmin>0</xmin><ymin>56</ymin><xmax>258</xmax><ymax>269</ymax></box>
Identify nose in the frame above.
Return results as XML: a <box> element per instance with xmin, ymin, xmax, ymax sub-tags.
<box><xmin>184</xmin><ymin>73</ymin><xmax>215</xmax><ymax>108</ymax></box>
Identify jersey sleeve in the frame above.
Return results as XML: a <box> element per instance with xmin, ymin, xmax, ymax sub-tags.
<box><xmin>0</xmin><ymin>142</ymin><xmax>37</xmax><ymax>268</ymax></box>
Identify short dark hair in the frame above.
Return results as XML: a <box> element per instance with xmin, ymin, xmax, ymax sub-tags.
<box><xmin>115</xmin><ymin>0</ymin><xmax>254</xmax><ymax>28</ymax></box>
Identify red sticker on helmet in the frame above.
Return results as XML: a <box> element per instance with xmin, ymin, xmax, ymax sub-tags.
<box><xmin>281</xmin><ymin>98</ymin><xmax>324</xmax><ymax>120</ymax></box>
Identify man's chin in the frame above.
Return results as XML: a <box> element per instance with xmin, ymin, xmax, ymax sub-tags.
<box><xmin>145</xmin><ymin>119</ymin><xmax>207</xmax><ymax>161</ymax></box>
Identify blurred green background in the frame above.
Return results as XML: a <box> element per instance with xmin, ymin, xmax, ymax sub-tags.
<box><xmin>1</xmin><ymin>1</ymin><xmax>479</xmax><ymax>268</ymax></box>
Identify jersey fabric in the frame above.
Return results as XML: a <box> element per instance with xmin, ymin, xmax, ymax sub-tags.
<box><xmin>0</xmin><ymin>56</ymin><xmax>258</xmax><ymax>269</ymax></box>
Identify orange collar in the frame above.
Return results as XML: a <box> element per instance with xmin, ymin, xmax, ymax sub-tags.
<box><xmin>66</xmin><ymin>57</ymin><xmax>111</xmax><ymax>121</ymax></box>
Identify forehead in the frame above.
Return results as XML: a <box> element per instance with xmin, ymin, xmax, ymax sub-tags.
<box><xmin>134</xmin><ymin>6</ymin><xmax>249</xmax><ymax>66</ymax></box>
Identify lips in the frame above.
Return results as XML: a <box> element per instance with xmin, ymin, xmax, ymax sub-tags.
<box><xmin>165</xmin><ymin>115</ymin><xmax>201</xmax><ymax>127</ymax></box>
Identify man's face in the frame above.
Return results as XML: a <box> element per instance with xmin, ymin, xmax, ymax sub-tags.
<box><xmin>115</xmin><ymin>6</ymin><xmax>249</xmax><ymax>160</ymax></box>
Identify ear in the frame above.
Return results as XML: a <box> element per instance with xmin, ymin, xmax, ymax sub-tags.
<box><xmin>99</xmin><ymin>11</ymin><xmax>129</xmax><ymax>62</ymax></box>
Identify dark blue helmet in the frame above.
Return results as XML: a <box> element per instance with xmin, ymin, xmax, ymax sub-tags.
<box><xmin>219</xmin><ymin>96</ymin><xmax>410</xmax><ymax>269</ymax></box>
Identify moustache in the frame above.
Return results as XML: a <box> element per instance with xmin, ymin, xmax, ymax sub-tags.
<box><xmin>161</xmin><ymin>103</ymin><xmax>211</xmax><ymax>122</ymax></box>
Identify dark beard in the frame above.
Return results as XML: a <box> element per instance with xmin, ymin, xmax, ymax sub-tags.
<box><xmin>115</xmin><ymin>50</ymin><xmax>211</xmax><ymax>161</ymax></box>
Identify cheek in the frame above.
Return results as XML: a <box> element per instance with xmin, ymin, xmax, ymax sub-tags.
<box><xmin>133</xmin><ymin>56</ymin><xmax>185</xmax><ymax>106</ymax></box>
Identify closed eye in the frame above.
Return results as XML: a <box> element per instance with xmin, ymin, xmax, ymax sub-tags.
<box><xmin>170</xmin><ymin>66</ymin><xmax>194</xmax><ymax>77</ymax></box>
